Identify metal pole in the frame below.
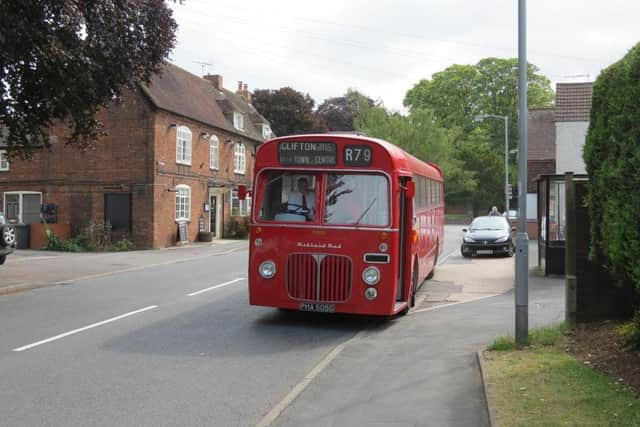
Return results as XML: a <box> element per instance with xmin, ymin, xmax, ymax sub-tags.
<box><xmin>505</xmin><ymin>116</ymin><xmax>509</xmax><ymax>214</ymax></box>
<box><xmin>565</xmin><ymin>172</ymin><xmax>577</xmax><ymax>327</ymax></box>
<box><xmin>515</xmin><ymin>0</ymin><xmax>529</xmax><ymax>345</ymax></box>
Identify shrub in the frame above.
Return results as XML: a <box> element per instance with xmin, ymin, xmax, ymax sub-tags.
<box><xmin>618</xmin><ymin>313</ymin><xmax>640</xmax><ymax>350</ymax></box>
<box><xmin>227</xmin><ymin>217</ymin><xmax>249</xmax><ymax>239</ymax></box>
<box><xmin>584</xmin><ymin>43</ymin><xmax>640</xmax><ymax>292</ymax></box>
<box><xmin>110</xmin><ymin>238</ymin><xmax>135</xmax><ymax>252</ymax></box>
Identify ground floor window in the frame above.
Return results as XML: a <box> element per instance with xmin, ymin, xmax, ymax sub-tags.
<box><xmin>175</xmin><ymin>185</ymin><xmax>191</xmax><ymax>221</ymax></box>
<box><xmin>231</xmin><ymin>189</ymin><xmax>251</xmax><ymax>216</ymax></box>
<box><xmin>105</xmin><ymin>193</ymin><xmax>132</xmax><ymax>231</ymax></box>
<box><xmin>3</xmin><ymin>192</ymin><xmax>42</xmax><ymax>224</ymax></box>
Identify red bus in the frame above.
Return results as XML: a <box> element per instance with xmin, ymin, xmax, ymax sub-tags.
<box><xmin>246</xmin><ymin>133</ymin><xmax>444</xmax><ymax>316</ymax></box>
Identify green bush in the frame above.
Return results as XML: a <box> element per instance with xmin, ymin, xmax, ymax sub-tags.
<box><xmin>618</xmin><ymin>313</ymin><xmax>640</xmax><ymax>350</ymax></box>
<box><xmin>44</xmin><ymin>229</ymin><xmax>88</xmax><ymax>252</ymax></box>
<box><xmin>110</xmin><ymin>238</ymin><xmax>135</xmax><ymax>252</ymax></box>
<box><xmin>584</xmin><ymin>42</ymin><xmax>640</xmax><ymax>294</ymax></box>
<box><xmin>227</xmin><ymin>217</ymin><xmax>249</xmax><ymax>239</ymax></box>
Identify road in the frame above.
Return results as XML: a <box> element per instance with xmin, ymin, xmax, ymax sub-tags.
<box><xmin>0</xmin><ymin>226</ymin><xmax>563</xmax><ymax>426</ymax></box>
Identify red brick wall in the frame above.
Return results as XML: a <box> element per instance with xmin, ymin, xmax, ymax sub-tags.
<box><xmin>528</xmin><ymin>159</ymin><xmax>555</xmax><ymax>193</ymax></box>
<box><xmin>0</xmin><ymin>87</ymin><xmax>156</xmax><ymax>247</ymax></box>
<box><xmin>151</xmin><ymin>112</ymin><xmax>256</xmax><ymax>247</ymax></box>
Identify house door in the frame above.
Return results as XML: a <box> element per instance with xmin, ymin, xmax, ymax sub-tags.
<box><xmin>210</xmin><ymin>195</ymin><xmax>218</xmax><ymax>237</ymax></box>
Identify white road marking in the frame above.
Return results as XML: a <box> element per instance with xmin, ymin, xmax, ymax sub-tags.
<box><xmin>12</xmin><ymin>305</ymin><xmax>158</xmax><ymax>352</ymax></box>
<box><xmin>437</xmin><ymin>248</ymin><xmax>457</xmax><ymax>265</ymax></box>
<box><xmin>187</xmin><ymin>278</ymin><xmax>245</xmax><ymax>297</ymax></box>
<box><xmin>410</xmin><ymin>293</ymin><xmax>501</xmax><ymax>315</ymax></box>
<box><xmin>256</xmin><ymin>329</ymin><xmax>367</xmax><ymax>427</ymax></box>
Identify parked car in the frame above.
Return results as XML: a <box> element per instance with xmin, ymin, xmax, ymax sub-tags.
<box><xmin>460</xmin><ymin>215</ymin><xmax>515</xmax><ymax>258</ymax></box>
<box><xmin>0</xmin><ymin>213</ymin><xmax>17</xmax><ymax>265</ymax></box>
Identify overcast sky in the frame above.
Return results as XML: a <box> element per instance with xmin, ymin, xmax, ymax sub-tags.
<box><xmin>168</xmin><ymin>0</ymin><xmax>639</xmax><ymax>111</ymax></box>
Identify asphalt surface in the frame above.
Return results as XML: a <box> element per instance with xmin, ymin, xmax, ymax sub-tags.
<box><xmin>0</xmin><ymin>227</ymin><xmax>563</xmax><ymax>426</ymax></box>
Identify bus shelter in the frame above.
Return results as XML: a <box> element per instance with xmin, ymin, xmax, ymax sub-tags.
<box><xmin>536</xmin><ymin>174</ymin><xmax>587</xmax><ymax>275</ymax></box>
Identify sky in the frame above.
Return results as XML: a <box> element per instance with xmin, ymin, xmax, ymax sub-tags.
<box><xmin>168</xmin><ymin>0</ymin><xmax>640</xmax><ymax>111</ymax></box>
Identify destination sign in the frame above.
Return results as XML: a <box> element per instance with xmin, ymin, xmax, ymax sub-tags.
<box><xmin>343</xmin><ymin>145</ymin><xmax>373</xmax><ymax>166</ymax></box>
<box><xmin>278</xmin><ymin>141</ymin><xmax>337</xmax><ymax>166</ymax></box>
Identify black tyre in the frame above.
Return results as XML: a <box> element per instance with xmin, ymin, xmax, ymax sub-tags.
<box><xmin>409</xmin><ymin>259</ymin><xmax>418</xmax><ymax>308</ymax></box>
<box><xmin>0</xmin><ymin>255</ymin><xmax>5</xmax><ymax>265</ymax></box>
<box><xmin>0</xmin><ymin>225</ymin><xmax>16</xmax><ymax>247</ymax></box>
<box><xmin>427</xmin><ymin>241</ymin><xmax>438</xmax><ymax>280</ymax></box>
<box><xmin>461</xmin><ymin>246</ymin><xmax>472</xmax><ymax>258</ymax></box>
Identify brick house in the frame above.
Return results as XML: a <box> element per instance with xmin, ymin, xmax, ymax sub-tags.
<box><xmin>525</xmin><ymin>82</ymin><xmax>593</xmax><ymax>238</ymax></box>
<box><xmin>0</xmin><ymin>63</ymin><xmax>272</xmax><ymax>248</ymax></box>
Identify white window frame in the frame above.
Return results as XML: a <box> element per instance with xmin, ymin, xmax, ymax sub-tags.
<box><xmin>233</xmin><ymin>112</ymin><xmax>244</xmax><ymax>131</ymax></box>
<box><xmin>3</xmin><ymin>191</ymin><xmax>42</xmax><ymax>223</ymax></box>
<box><xmin>231</xmin><ymin>189</ymin><xmax>251</xmax><ymax>217</ymax></box>
<box><xmin>176</xmin><ymin>126</ymin><xmax>192</xmax><ymax>165</ymax></box>
<box><xmin>234</xmin><ymin>143</ymin><xmax>246</xmax><ymax>174</ymax></box>
<box><xmin>262</xmin><ymin>124</ymin><xmax>272</xmax><ymax>140</ymax></box>
<box><xmin>174</xmin><ymin>185</ymin><xmax>191</xmax><ymax>221</ymax></box>
<box><xmin>0</xmin><ymin>150</ymin><xmax>9</xmax><ymax>171</ymax></box>
<box><xmin>209</xmin><ymin>135</ymin><xmax>219</xmax><ymax>170</ymax></box>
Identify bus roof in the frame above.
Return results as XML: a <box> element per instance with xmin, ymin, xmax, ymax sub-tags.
<box><xmin>259</xmin><ymin>133</ymin><xmax>443</xmax><ymax>180</ymax></box>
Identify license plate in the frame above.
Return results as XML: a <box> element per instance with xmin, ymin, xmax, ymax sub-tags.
<box><xmin>299</xmin><ymin>303</ymin><xmax>335</xmax><ymax>313</ymax></box>
<box><xmin>477</xmin><ymin>249</ymin><xmax>493</xmax><ymax>255</ymax></box>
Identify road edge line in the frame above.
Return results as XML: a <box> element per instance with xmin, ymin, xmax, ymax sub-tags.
<box><xmin>476</xmin><ymin>349</ymin><xmax>496</xmax><ymax>427</ymax></box>
<box><xmin>255</xmin><ymin>329</ymin><xmax>367</xmax><ymax>427</ymax></box>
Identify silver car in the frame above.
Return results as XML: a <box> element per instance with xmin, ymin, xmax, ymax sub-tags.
<box><xmin>0</xmin><ymin>213</ymin><xmax>16</xmax><ymax>264</ymax></box>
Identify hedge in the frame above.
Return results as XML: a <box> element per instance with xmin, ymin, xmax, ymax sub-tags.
<box><xmin>583</xmin><ymin>42</ymin><xmax>640</xmax><ymax>292</ymax></box>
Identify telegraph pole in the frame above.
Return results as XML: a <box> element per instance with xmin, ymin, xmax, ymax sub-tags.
<box><xmin>515</xmin><ymin>0</ymin><xmax>529</xmax><ymax>345</ymax></box>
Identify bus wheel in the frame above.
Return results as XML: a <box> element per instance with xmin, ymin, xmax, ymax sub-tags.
<box><xmin>427</xmin><ymin>241</ymin><xmax>439</xmax><ymax>280</ymax></box>
<box><xmin>410</xmin><ymin>259</ymin><xmax>418</xmax><ymax>308</ymax></box>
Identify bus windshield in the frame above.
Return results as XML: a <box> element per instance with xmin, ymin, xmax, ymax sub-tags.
<box><xmin>324</xmin><ymin>173</ymin><xmax>388</xmax><ymax>226</ymax></box>
<box><xmin>258</xmin><ymin>171</ymin><xmax>389</xmax><ymax>226</ymax></box>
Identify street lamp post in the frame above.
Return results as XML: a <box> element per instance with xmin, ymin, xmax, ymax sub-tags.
<box><xmin>474</xmin><ymin>114</ymin><xmax>510</xmax><ymax>214</ymax></box>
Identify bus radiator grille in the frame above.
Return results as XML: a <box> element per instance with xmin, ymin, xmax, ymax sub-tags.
<box><xmin>286</xmin><ymin>254</ymin><xmax>352</xmax><ymax>303</ymax></box>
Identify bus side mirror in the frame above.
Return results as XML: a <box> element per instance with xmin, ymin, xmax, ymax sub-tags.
<box><xmin>238</xmin><ymin>185</ymin><xmax>247</xmax><ymax>200</ymax></box>
<box><xmin>405</xmin><ymin>181</ymin><xmax>415</xmax><ymax>199</ymax></box>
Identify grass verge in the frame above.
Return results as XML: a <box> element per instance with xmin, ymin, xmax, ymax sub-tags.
<box><xmin>484</xmin><ymin>323</ymin><xmax>640</xmax><ymax>426</ymax></box>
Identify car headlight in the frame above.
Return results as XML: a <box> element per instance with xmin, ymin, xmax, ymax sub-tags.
<box><xmin>495</xmin><ymin>235</ymin><xmax>509</xmax><ymax>243</ymax></box>
<box><xmin>259</xmin><ymin>260</ymin><xmax>276</xmax><ymax>279</ymax></box>
<box><xmin>362</xmin><ymin>266</ymin><xmax>380</xmax><ymax>285</ymax></box>
<box><xmin>463</xmin><ymin>235</ymin><xmax>475</xmax><ymax>242</ymax></box>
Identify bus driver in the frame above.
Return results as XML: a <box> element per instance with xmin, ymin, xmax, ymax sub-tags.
<box><xmin>286</xmin><ymin>177</ymin><xmax>316</xmax><ymax>220</ymax></box>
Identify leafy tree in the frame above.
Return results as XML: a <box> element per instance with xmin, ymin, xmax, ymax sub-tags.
<box><xmin>0</xmin><ymin>0</ymin><xmax>178</xmax><ymax>157</ymax></box>
<box><xmin>316</xmin><ymin>89</ymin><xmax>375</xmax><ymax>131</ymax></box>
<box><xmin>404</xmin><ymin>58</ymin><xmax>554</xmax><ymax>150</ymax></box>
<box><xmin>354</xmin><ymin>104</ymin><xmax>475</xmax><ymax>202</ymax></box>
<box><xmin>452</xmin><ymin>128</ymin><xmax>504</xmax><ymax>215</ymax></box>
<box><xmin>252</xmin><ymin>87</ymin><xmax>325</xmax><ymax>136</ymax></box>
<box><xmin>584</xmin><ymin>42</ymin><xmax>640</xmax><ymax>294</ymax></box>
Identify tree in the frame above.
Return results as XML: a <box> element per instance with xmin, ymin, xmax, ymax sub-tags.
<box><xmin>354</xmin><ymin>104</ymin><xmax>475</xmax><ymax>202</ymax></box>
<box><xmin>403</xmin><ymin>58</ymin><xmax>554</xmax><ymax>150</ymax></box>
<box><xmin>316</xmin><ymin>89</ymin><xmax>375</xmax><ymax>131</ymax></box>
<box><xmin>584</xmin><ymin>43</ymin><xmax>640</xmax><ymax>297</ymax></box>
<box><xmin>252</xmin><ymin>87</ymin><xmax>325</xmax><ymax>136</ymax></box>
<box><xmin>0</xmin><ymin>0</ymin><xmax>178</xmax><ymax>157</ymax></box>
<box><xmin>452</xmin><ymin>129</ymin><xmax>504</xmax><ymax>216</ymax></box>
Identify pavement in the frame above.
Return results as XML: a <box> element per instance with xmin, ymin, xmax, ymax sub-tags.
<box><xmin>0</xmin><ymin>228</ymin><xmax>564</xmax><ymax>426</ymax></box>
<box><xmin>0</xmin><ymin>239</ymin><xmax>249</xmax><ymax>295</ymax></box>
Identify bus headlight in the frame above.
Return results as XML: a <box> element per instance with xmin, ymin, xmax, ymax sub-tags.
<box><xmin>365</xmin><ymin>287</ymin><xmax>378</xmax><ymax>301</ymax></box>
<box><xmin>259</xmin><ymin>261</ymin><xmax>276</xmax><ymax>279</ymax></box>
<box><xmin>362</xmin><ymin>266</ymin><xmax>380</xmax><ymax>285</ymax></box>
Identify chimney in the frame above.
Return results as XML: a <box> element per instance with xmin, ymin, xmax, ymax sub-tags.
<box><xmin>203</xmin><ymin>74</ymin><xmax>223</xmax><ymax>91</ymax></box>
<box><xmin>237</xmin><ymin>82</ymin><xmax>252</xmax><ymax>103</ymax></box>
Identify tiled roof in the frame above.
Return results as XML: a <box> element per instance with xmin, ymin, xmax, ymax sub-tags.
<box><xmin>215</xmin><ymin>88</ymin><xmax>270</xmax><ymax>142</ymax></box>
<box><xmin>555</xmin><ymin>82</ymin><xmax>593</xmax><ymax>122</ymax></box>
<box><xmin>527</xmin><ymin>108</ymin><xmax>556</xmax><ymax>161</ymax></box>
<box><xmin>140</xmin><ymin>63</ymin><xmax>234</xmax><ymax>132</ymax></box>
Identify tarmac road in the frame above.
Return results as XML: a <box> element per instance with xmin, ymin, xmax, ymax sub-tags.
<box><xmin>0</xmin><ymin>227</ymin><xmax>563</xmax><ymax>426</ymax></box>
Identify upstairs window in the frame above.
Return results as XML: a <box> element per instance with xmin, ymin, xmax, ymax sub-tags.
<box><xmin>233</xmin><ymin>112</ymin><xmax>244</xmax><ymax>131</ymax></box>
<box><xmin>0</xmin><ymin>150</ymin><xmax>8</xmax><ymax>171</ymax></box>
<box><xmin>210</xmin><ymin>135</ymin><xmax>219</xmax><ymax>170</ymax></box>
<box><xmin>175</xmin><ymin>185</ymin><xmax>191</xmax><ymax>221</ymax></box>
<box><xmin>234</xmin><ymin>143</ymin><xmax>246</xmax><ymax>174</ymax></box>
<box><xmin>176</xmin><ymin>126</ymin><xmax>192</xmax><ymax>165</ymax></box>
<box><xmin>262</xmin><ymin>124</ymin><xmax>272</xmax><ymax>140</ymax></box>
